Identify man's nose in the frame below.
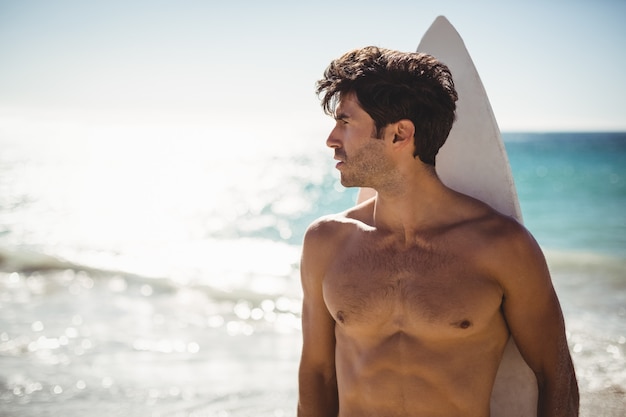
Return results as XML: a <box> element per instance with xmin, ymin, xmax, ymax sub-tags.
<box><xmin>326</xmin><ymin>126</ymin><xmax>341</xmax><ymax>149</ymax></box>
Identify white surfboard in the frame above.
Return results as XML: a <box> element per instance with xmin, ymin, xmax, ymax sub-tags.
<box><xmin>358</xmin><ymin>16</ymin><xmax>537</xmax><ymax>417</ymax></box>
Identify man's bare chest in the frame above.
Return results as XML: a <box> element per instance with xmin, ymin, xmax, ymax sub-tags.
<box><xmin>322</xmin><ymin>241</ymin><xmax>503</xmax><ymax>332</ymax></box>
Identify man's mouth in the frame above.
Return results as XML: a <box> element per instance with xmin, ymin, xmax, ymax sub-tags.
<box><xmin>333</xmin><ymin>153</ymin><xmax>346</xmax><ymax>169</ymax></box>
<box><xmin>334</xmin><ymin>151</ymin><xmax>346</xmax><ymax>163</ymax></box>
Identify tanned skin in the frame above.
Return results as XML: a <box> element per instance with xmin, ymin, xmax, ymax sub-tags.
<box><xmin>297</xmin><ymin>94</ymin><xmax>578</xmax><ymax>417</ymax></box>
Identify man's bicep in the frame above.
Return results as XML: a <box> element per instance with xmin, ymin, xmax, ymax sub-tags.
<box><xmin>497</xmin><ymin>227</ymin><xmax>579</xmax><ymax>415</ymax></box>
<box><xmin>500</xmin><ymin>235</ymin><xmax>568</xmax><ymax>375</ymax></box>
<box><xmin>300</xmin><ymin>290</ymin><xmax>336</xmax><ymax>368</ymax></box>
<box><xmin>299</xmin><ymin>227</ymin><xmax>337</xmax><ymax>369</ymax></box>
<box><xmin>298</xmin><ymin>228</ymin><xmax>339</xmax><ymax>417</ymax></box>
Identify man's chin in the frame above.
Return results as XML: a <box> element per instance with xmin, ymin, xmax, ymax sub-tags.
<box><xmin>339</xmin><ymin>173</ymin><xmax>369</xmax><ymax>189</ymax></box>
<box><xmin>339</xmin><ymin>178</ymin><xmax>358</xmax><ymax>188</ymax></box>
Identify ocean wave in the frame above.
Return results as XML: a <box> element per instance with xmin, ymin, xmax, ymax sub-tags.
<box><xmin>544</xmin><ymin>248</ymin><xmax>626</xmax><ymax>282</ymax></box>
<box><xmin>0</xmin><ymin>239</ymin><xmax>303</xmax><ymax>304</ymax></box>
<box><xmin>0</xmin><ymin>246</ymin><xmax>80</xmax><ymax>274</ymax></box>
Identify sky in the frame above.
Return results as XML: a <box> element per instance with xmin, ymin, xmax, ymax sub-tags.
<box><xmin>0</xmin><ymin>0</ymin><xmax>625</xmax><ymax>135</ymax></box>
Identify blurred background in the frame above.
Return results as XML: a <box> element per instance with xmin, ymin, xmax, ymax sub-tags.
<box><xmin>1</xmin><ymin>1</ymin><xmax>625</xmax><ymax>416</ymax></box>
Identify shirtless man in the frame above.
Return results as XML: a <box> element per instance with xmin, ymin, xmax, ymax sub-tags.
<box><xmin>297</xmin><ymin>47</ymin><xmax>578</xmax><ymax>417</ymax></box>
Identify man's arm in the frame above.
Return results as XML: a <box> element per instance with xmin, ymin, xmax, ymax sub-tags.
<box><xmin>497</xmin><ymin>225</ymin><xmax>579</xmax><ymax>417</ymax></box>
<box><xmin>298</xmin><ymin>221</ymin><xmax>339</xmax><ymax>417</ymax></box>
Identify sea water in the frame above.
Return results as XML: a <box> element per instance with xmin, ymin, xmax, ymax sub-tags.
<box><xmin>0</xmin><ymin>125</ymin><xmax>624</xmax><ymax>416</ymax></box>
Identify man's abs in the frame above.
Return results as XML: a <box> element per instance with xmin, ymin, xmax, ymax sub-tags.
<box><xmin>333</xmin><ymin>328</ymin><xmax>507</xmax><ymax>417</ymax></box>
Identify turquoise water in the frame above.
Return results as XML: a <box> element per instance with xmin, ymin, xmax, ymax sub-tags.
<box><xmin>0</xmin><ymin>129</ymin><xmax>624</xmax><ymax>415</ymax></box>
<box><xmin>504</xmin><ymin>132</ymin><xmax>626</xmax><ymax>257</ymax></box>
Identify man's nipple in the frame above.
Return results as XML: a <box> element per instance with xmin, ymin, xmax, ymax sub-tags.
<box><xmin>336</xmin><ymin>310</ymin><xmax>346</xmax><ymax>324</ymax></box>
<box><xmin>455</xmin><ymin>319</ymin><xmax>472</xmax><ymax>329</ymax></box>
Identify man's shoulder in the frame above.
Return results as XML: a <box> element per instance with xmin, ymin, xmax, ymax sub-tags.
<box><xmin>479</xmin><ymin>208</ymin><xmax>534</xmax><ymax>247</ymax></box>
<box><xmin>474</xmin><ymin>206</ymin><xmax>526</xmax><ymax>238</ymax></box>
<box><xmin>305</xmin><ymin>200</ymin><xmax>374</xmax><ymax>240</ymax></box>
<box><xmin>461</xmin><ymin>202</ymin><xmax>547</xmax><ymax>279</ymax></box>
<box><xmin>305</xmin><ymin>212</ymin><xmax>361</xmax><ymax>242</ymax></box>
<box><xmin>449</xmin><ymin>196</ymin><xmax>537</xmax><ymax>256</ymax></box>
<box><xmin>300</xmin><ymin>207</ymin><xmax>371</xmax><ymax>278</ymax></box>
<box><xmin>450</xmin><ymin>192</ymin><xmax>525</xmax><ymax>236</ymax></box>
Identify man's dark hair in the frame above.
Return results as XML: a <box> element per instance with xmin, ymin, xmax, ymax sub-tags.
<box><xmin>316</xmin><ymin>46</ymin><xmax>458</xmax><ymax>166</ymax></box>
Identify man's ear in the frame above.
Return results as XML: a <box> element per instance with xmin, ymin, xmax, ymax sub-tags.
<box><xmin>390</xmin><ymin>119</ymin><xmax>415</xmax><ymax>148</ymax></box>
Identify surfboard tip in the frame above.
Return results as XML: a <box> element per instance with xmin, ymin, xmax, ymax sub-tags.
<box><xmin>431</xmin><ymin>15</ymin><xmax>456</xmax><ymax>33</ymax></box>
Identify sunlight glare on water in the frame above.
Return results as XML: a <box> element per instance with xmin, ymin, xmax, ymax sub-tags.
<box><xmin>1</xmin><ymin>114</ymin><xmax>314</xmax><ymax>292</ymax></box>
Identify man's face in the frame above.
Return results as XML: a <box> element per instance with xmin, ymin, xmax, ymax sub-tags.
<box><xmin>326</xmin><ymin>93</ymin><xmax>392</xmax><ymax>188</ymax></box>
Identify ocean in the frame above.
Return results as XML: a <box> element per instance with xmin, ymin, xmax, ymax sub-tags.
<box><xmin>0</xmin><ymin>125</ymin><xmax>624</xmax><ymax>416</ymax></box>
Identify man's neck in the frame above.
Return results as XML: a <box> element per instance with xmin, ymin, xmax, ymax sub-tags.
<box><xmin>370</xmin><ymin>167</ymin><xmax>457</xmax><ymax>242</ymax></box>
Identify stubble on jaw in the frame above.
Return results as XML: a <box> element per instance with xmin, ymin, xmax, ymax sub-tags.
<box><xmin>340</xmin><ymin>138</ymin><xmax>401</xmax><ymax>194</ymax></box>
